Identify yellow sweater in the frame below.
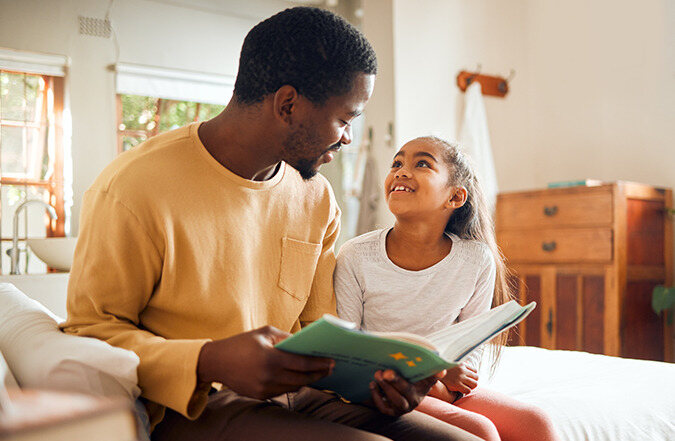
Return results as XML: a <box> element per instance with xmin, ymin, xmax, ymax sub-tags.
<box><xmin>61</xmin><ymin>123</ymin><xmax>340</xmax><ymax>428</ymax></box>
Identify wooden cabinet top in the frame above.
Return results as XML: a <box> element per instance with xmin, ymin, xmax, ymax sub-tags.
<box><xmin>497</xmin><ymin>181</ymin><xmax>671</xmax><ymax>201</ymax></box>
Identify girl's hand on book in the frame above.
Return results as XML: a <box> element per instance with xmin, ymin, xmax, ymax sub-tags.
<box><xmin>428</xmin><ymin>380</ymin><xmax>461</xmax><ymax>403</ymax></box>
<box><xmin>368</xmin><ymin>369</ymin><xmax>444</xmax><ymax>416</ymax></box>
<box><xmin>197</xmin><ymin>326</ymin><xmax>335</xmax><ymax>400</ymax></box>
<box><xmin>439</xmin><ymin>364</ymin><xmax>479</xmax><ymax>395</ymax></box>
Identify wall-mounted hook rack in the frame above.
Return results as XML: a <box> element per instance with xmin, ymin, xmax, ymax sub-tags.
<box><xmin>457</xmin><ymin>67</ymin><xmax>515</xmax><ymax>98</ymax></box>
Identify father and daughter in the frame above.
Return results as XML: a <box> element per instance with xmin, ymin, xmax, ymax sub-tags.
<box><xmin>62</xmin><ymin>6</ymin><xmax>559</xmax><ymax>439</ymax></box>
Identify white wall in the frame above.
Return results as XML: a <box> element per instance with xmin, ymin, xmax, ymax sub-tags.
<box><xmin>370</xmin><ymin>0</ymin><xmax>674</xmax><ymax>266</ymax></box>
<box><xmin>363</xmin><ymin>0</ymin><xmax>537</xmax><ymax>229</ymax></box>
<box><xmin>0</xmin><ymin>0</ymin><xmax>293</xmax><ymax>234</ymax></box>
<box><xmin>385</xmin><ymin>0</ymin><xmax>674</xmax><ymax>200</ymax></box>
<box><xmin>364</xmin><ymin>0</ymin><xmax>533</xmax><ymax>229</ymax></box>
<box><xmin>391</xmin><ymin>0</ymin><xmax>535</xmax><ymax>195</ymax></box>
<box><xmin>525</xmin><ymin>0</ymin><xmax>674</xmax><ymax>189</ymax></box>
<box><xmin>374</xmin><ymin>0</ymin><xmax>675</xmax><ymax>190</ymax></box>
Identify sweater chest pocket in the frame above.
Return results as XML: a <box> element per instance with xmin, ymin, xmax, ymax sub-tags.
<box><xmin>278</xmin><ymin>237</ymin><xmax>322</xmax><ymax>301</ymax></box>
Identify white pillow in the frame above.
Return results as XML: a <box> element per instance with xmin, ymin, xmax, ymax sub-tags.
<box><xmin>0</xmin><ymin>350</ymin><xmax>18</xmax><ymax>390</ymax></box>
<box><xmin>0</xmin><ymin>350</ymin><xmax>18</xmax><ymax>414</ymax></box>
<box><xmin>0</xmin><ymin>283</ymin><xmax>140</xmax><ymax>400</ymax></box>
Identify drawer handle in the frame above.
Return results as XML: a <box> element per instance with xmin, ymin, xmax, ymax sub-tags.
<box><xmin>543</xmin><ymin>206</ymin><xmax>558</xmax><ymax>216</ymax></box>
<box><xmin>542</xmin><ymin>241</ymin><xmax>557</xmax><ymax>252</ymax></box>
<box><xmin>546</xmin><ymin>309</ymin><xmax>553</xmax><ymax>337</ymax></box>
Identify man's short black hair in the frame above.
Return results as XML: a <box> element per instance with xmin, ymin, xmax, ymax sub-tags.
<box><xmin>233</xmin><ymin>7</ymin><xmax>377</xmax><ymax>105</ymax></box>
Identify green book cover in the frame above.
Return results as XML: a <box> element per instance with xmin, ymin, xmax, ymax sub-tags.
<box><xmin>275</xmin><ymin>316</ymin><xmax>455</xmax><ymax>403</ymax></box>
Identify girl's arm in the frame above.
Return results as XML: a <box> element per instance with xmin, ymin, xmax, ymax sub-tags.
<box><xmin>428</xmin><ymin>379</ymin><xmax>461</xmax><ymax>403</ymax></box>
<box><xmin>457</xmin><ymin>247</ymin><xmax>496</xmax><ymax>372</ymax></box>
<box><xmin>333</xmin><ymin>243</ymin><xmax>366</xmax><ymax>327</ymax></box>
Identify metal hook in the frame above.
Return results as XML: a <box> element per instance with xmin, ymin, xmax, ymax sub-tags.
<box><xmin>466</xmin><ymin>64</ymin><xmax>482</xmax><ymax>85</ymax></box>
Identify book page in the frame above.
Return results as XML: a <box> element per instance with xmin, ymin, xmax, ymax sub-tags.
<box><xmin>369</xmin><ymin>331</ymin><xmax>438</xmax><ymax>352</ymax></box>
<box><xmin>323</xmin><ymin>313</ymin><xmax>439</xmax><ymax>351</ymax></box>
<box><xmin>426</xmin><ymin>301</ymin><xmax>535</xmax><ymax>361</ymax></box>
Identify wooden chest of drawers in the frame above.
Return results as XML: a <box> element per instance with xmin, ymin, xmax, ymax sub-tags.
<box><xmin>496</xmin><ymin>182</ymin><xmax>673</xmax><ymax>361</ymax></box>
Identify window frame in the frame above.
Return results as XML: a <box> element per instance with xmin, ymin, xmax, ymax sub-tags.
<box><xmin>0</xmin><ymin>69</ymin><xmax>66</xmax><ymax>250</ymax></box>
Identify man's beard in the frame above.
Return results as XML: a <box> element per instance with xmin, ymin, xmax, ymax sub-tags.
<box><xmin>293</xmin><ymin>157</ymin><xmax>320</xmax><ymax>180</ymax></box>
<box><xmin>281</xmin><ymin>125</ymin><xmax>337</xmax><ymax>181</ymax></box>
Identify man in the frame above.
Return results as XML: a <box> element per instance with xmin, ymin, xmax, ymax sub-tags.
<box><xmin>62</xmin><ymin>7</ymin><xmax>478</xmax><ymax>441</ymax></box>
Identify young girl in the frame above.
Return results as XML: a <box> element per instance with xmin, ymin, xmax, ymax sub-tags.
<box><xmin>334</xmin><ymin>137</ymin><xmax>560</xmax><ymax>441</ymax></box>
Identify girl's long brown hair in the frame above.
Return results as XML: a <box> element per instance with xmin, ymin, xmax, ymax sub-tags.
<box><xmin>419</xmin><ymin>137</ymin><xmax>514</xmax><ymax>369</ymax></box>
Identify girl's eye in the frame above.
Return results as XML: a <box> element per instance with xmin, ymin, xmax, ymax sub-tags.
<box><xmin>417</xmin><ymin>160</ymin><xmax>431</xmax><ymax>168</ymax></box>
<box><xmin>339</xmin><ymin>119</ymin><xmax>350</xmax><ymax>127</ymax></box>
<box><xmin>391</xmin><ymin>160</ymin><xmax>402</xmax><ymax>168</ymax></box>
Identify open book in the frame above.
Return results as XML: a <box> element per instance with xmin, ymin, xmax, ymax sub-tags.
<box><xmin>276</xmin><ymin>300</ymin><xmax>536</xmax><ymax>402</ymax></box>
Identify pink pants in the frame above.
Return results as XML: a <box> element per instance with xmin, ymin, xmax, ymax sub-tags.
<box><xmin>416</xmin><ymin>388</ymin><xmax>560</xmax><ymax>441</ymax></box>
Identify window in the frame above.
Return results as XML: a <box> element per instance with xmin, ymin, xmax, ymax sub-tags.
<box><xmin>116</xmin><ymin>95</ymin><xmax>224</xmax><ymax>153</ymax></box>
<box><xmin>114</xmin><ymin>63</ymin><xmax>233</xmax><ymax>153</ymax></box>
<box><xmin>0</xmin><ymin>69</ymin><xmax>66</xmax><ymax>273</ymax></box>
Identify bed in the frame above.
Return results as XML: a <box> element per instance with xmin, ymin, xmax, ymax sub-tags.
<box><xmin>479</xmin><ymin>346</ymin><xmax>675</xmax><ymax>440</ymax></box>
<box><xmin>3</xmin><ymin>279</ymin><xmax>674</xmax><ymax>440</ymax></box>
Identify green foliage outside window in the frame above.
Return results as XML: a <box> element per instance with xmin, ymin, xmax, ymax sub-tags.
<box><xmin>120</xmin><ymin>95</ymin><xmax>157</xmax><ymax>131</ymax></box>
<box><xmin>0</xmin><ymin>72</ymin><xmax>48</xmax><ymax>179</ymax></box>
<box><xmin>118</xmin><ymin>94</ymin><xmax>225</xmax><ymax>152</ymax></box>
<box><xmin>1</xmin><ymin>72</ymin><xmax>40</xmax><ymax>121</ymax></box>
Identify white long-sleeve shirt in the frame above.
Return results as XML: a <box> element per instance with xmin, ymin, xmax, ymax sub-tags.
<box><xmin>334</xmin><ymin>228</ymin><xmax>496</xmax><ymax>371</ymax></box>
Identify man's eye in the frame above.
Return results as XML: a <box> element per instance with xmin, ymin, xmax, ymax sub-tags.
<box><xmin>339</xmin><ymin>119</ymin><xmax>350</xmax><ymax>127</ymax></box>
<box><xmin>391</xmin><ymin>160</ymin><xmax>402</xmax><ymax>168</ymax></box>
<box><xmin>417</xmin><ymin>160</ymin><xmax>430</xmax><ymax>168</ymax></box>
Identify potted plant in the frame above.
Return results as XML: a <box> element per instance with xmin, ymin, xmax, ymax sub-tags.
<box><xmin>652</xmin><ymin>285</ymin><xmax>674</xmax><ymax>325</ymax></box>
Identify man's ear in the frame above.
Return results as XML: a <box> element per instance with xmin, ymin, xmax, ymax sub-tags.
<box><xmin>446</xmin><ymin>187</ymin><xmax>468</xmax><ymax>209</ymax></box>
<box><xmin>273</xmin><ymin>85</ymin><xmax>299</xmax><ymax>125</ymax></box>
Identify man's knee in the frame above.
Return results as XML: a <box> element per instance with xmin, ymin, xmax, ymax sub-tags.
<box><xmin>389</xmin><ymin>412</ymin><xmax>483</xmax><ymax>441</ymax></box>
<box><xmin>310</xmin><ymin>426</ymin><xmax>391</xmax><ymax>441</ymax></box>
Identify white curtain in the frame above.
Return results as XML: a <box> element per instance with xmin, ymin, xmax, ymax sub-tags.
<box><xmin>115</xmin><ymin>63</ymin><xmax>234</xmax><ymax>105</ymax></box>
<box><xmin>459</xmin><ymin>82</ymin><xmax>499</xmax><ymax>212</ymax></box>
<box><xmin>356</xmin><ymin>152</ymin><xmax>380</xmax><ymax>236</ymax></box>
<box><xmin>0</xmin><ymin>47</ymin><xmax>68</xmax><ymax>76</ymax></box>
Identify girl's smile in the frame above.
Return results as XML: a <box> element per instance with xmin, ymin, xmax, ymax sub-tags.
<box><xmin>390</xmin><ymin>183</ymin><xmax>415</xmax><ymax>193</ymax></box>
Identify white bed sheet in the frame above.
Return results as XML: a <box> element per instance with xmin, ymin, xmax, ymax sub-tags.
<box><xmin>479</xmin><ymin>346</ymin><xmax>675</xmax><ymax>441</ymax></box>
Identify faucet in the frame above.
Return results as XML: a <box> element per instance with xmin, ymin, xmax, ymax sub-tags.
<box><xmin>10</xmin><ymin>199</ymin><xmax>58</xmax><ymax>275</ymax></box>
